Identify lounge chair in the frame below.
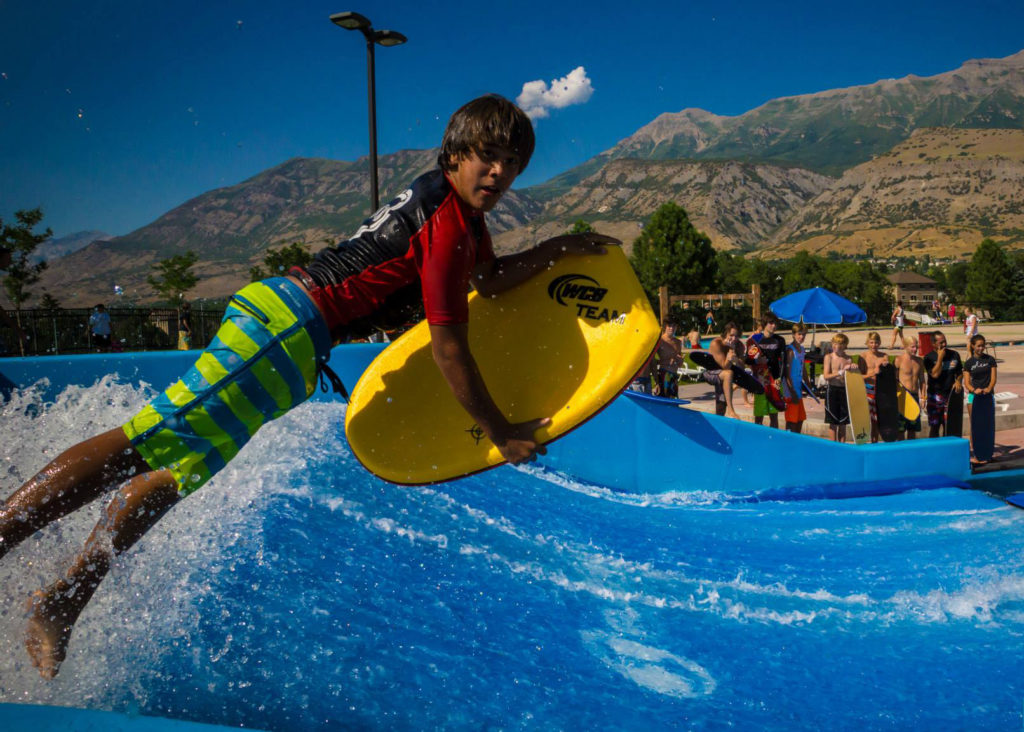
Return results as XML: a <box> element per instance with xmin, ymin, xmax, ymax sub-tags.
<box><xmin>677</xmin><ymin>361</ymin><xmax>706</xmax><ymax>382</ymax></box>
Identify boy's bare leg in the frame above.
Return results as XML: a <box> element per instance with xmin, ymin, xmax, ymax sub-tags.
<box><xmin>25</xmin><ymin>468</ymin><xmax>180</xmax><ymax>679</ymax></box>
<box><xmin>1</xmin><ymin>428</ymin><xmax>154</xmax><ymax>560</ymax></box>
<box><xmin>721</xmin><ymin>370</ymin><xmax>739</xmax><ymax>420</ymax></box>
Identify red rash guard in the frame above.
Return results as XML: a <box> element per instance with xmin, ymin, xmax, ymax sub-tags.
<box><xmin>295</xmin><ymin>169</ymin><xmax>495</xmax><ymax>341</ymax></box>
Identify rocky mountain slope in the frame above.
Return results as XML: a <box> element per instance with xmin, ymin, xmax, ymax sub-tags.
<box><xmin>761</xmin><ymin>128</ymin><xmax>1024</xmax><ymax>258</ymax></box>
<box><xmin>494</xmin><ymin>159</ymin><xmax>832</xmax><ymax>255</ymax></box>
<box><xmin>33</xmin><ymin>230</ymin><xmax>111</xmax><ymax>264</ymax></box>
<box><xmin>533</xmin><ymin>50</ymin><xmax>1024</xmax><ymax>196</ymax></box>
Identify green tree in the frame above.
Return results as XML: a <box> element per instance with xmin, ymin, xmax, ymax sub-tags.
<box><xmin>945</xmin><ymin>261</ymin><xmax>969</xmax><ymax>302</ymax></box>
<box><xmin>781</xmin><ymin>251</ymin><xmax>826</xmax><ymax>294</ymax></box>
<box><xmin>630</xmin><ymin>202</ymin><xmax>717</xmax><ymax>302</ymax></box>
<box><xmin>249</xmin><ymin>242</ymin><xmax>314</xmax><ymax>282</ymax></box>
<box><xmin>925</xmin><ymin>265</ymin><xmax>948</xmax><ymax>292</ymax></box>
<box><xmin>1</xmin><ymin>208</ymin><xmax>51</xmax><ymax>312</ymax></box>
<box><xmin>39</xmin><ymin>291</ymin><xmax>61</xmax><ymax>311</ymax></box>
<box><xmin>148</xmin><ymin>251</ymin><xmax>199</xmax><ymax>306</ymax></box>
<box><xmin>567</xmin><ymin>219</ymin><xmax>595</xmax><ymax>235</ymax></box>
<box><xmin>966</xmin><ymin>238</ymin><xmax>1013</xmax><ymax>318</ymax></box>
<box><xmin>823</xmin><ymin>259</ymin><xmax>892</xmax><ymax>324</ymax></box>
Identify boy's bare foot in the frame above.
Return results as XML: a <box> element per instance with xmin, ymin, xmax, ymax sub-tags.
<box><xmin>25</xmin><ymin>588</ymin><xmax>72</xmax><ymax>679</ymax></box>
<box><xmin>725</xmin><ymin>409</ymin><xmax>740</xmax><ymax>420</ymax></box>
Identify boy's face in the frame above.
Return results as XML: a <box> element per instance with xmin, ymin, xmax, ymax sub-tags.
<box><xmin>448</xmin><ymin>143</ymin><xmax>521</xmax><ymax>211</ymax></box>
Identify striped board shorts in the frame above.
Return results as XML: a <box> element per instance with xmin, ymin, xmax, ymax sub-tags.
<box><xmin>123</xmin><ymin>278</ymin><xmax>331</xmax><ymax>494</ymax></box>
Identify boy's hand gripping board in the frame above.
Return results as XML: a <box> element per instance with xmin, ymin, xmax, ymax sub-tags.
<box><xmin>344</xmin><ymin>246</ymin><xmax>660</xmax><ymax>485</ymax></box>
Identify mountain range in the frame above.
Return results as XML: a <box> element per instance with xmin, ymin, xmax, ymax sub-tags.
<box><xmin>32</xmin><ymin>49</ymin><xmax>1024</xmax><ymax>307</ymax></box>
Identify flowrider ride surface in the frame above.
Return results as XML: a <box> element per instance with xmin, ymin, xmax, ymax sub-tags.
<box><xmin>345</xmin><ymin>247</ymin><xmax>660</xmax><ymax>484</ymax></box>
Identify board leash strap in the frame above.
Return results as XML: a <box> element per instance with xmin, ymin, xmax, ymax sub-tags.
<box><xmin>319</xmin><ymin>363</ymin><xmax>349</xmax><ymax>401</ymax></box>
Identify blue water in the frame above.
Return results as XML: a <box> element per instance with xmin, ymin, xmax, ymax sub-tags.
<box><xmin>2</xmin><ymin>377</ymin><xmax>1024</xmax><ymax>729</ymax></box>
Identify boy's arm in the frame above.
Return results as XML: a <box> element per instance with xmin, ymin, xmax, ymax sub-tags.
<box><xmin>429</xmin><ymin>322</ymin><xmax>549</xmax><ymax>464</ymax></box>
<box><xmin>472</xmin><ymin>233</ymin><xmax>619</xmax><ymax>298</ymax></box>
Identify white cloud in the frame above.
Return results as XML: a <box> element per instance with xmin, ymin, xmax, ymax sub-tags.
<box><xmin>516</xmin><ymin>66</ymin><xmax>594</xmax><ymax>120</ymax></box>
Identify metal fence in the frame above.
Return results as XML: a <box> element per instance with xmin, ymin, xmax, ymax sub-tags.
<box><xmin>0</xmin><ymin>305</ymin><xmax>226</xmax><ymax>357</ymax></box>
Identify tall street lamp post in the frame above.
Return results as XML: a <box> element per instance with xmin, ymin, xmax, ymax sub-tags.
<box><xmin>330</xmin><ymin>11</ymin><xmax>407</xmax><ymax>213</ymax></box>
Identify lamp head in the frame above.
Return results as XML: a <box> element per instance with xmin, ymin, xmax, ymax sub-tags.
<box><xmin>330</xmin><ymin>11</ymin><xmax>371</xmax><ymax>31</ymax></box>
<box><xmin>373</xmin><ymin>29</ymin><xmax>407</xmax><ymax>47</ymax></box>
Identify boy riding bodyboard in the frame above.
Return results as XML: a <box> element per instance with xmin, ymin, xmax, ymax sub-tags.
<box><xmin>0</xmin><ymin>95</ymin><xmax>617</xmax><ymax>679</ymax></box>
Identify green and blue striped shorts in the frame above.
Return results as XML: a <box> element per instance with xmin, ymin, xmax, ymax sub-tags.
<box><xmin>123</xmin><ymin>278</ymin><xmax>331</xmax><ymax>494</ymax></box>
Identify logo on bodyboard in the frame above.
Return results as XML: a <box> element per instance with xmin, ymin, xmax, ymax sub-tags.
<box><xmin>466</xmin><ymin>424</ymin><xmax>486</xmax><ymax>445</ymax></box>
<box><xmin>547</xmin><ymin>274</ymin><xmax>626</xmax><ymax>324</ymax></box>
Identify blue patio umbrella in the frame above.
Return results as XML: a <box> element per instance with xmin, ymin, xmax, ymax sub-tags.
<box><xmin>769</xmin><ymin>287</ymin><xmax>866</xmax><ymax>345</ymax></box>
<box><xmin>770</xmin><ymin>287</ymin><xmax>867</xmax><ymax>325</ymax></box>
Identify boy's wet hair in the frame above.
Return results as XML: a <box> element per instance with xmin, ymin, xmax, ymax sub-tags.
<box><xmin>721</xmin><ymin>321</ymin><xmax>740</xmax><ymax>338</ymax></box>
<box><xmin>832</xmin><ymin>333</ymin><xmax>849</xmax><ymax>347</ymax></box>
<box><xmin>761</xmin><ymin>313</ymin><xmax>778</xmax><ymax>327</ymax></box>
<box><xmin>792</xmin><ymin>322</ymin><xmax>808</xmax><ymax>335</ymax></box>
<box><xmin>865</xmin><ymin>331</ymin><xmax>880</xmax><ymax>345</ymax></box>
<box><xmin>438</xmin><ymin>95</ymin><xmax>535</xmax><ymax>174</ymax></box>
<box><xmin>903</xmin><ymin>336</ymin><xmax>916</xmax><ymax>348</ymax></box>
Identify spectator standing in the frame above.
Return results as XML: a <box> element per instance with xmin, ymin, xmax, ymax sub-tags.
<box><xmin>782</xmin><ymin>323</ymin><xmax>810</xmax><ymax>434</ymax></box>
<box><xmin>922</xmin><ymin>330</ymin><xmax>963</xmax><ymax>438</ymax></box>
<box><xmin>889</xmin><ymin>303</ymin><xmax>905</xmax><ymax>348</ymax></box>
<box><xmin>963</xmin><ymin>334</ymin><xmax>997</xmax><ymax>465</ymax></box>
<box><xmin>704</xmin><ymin>310</ymin><xmax>716</xmax><ymax>336</ymax></box>
<box><xmin>748</xmin><ymin>314</ymin><xmax>786</xmax><ymax>429</ymax></box>
<box><xmin>653</xmin><ymin>322</ymin><xmax>683</xmax><ymax>398</ymax></box>
<box><xmin>177</xmin><ymin>303</ymin><xmax>193</xmax><ymax>351</ymax></box>
<box><xmin>964</xmin><ymin>309</ymin><xmax>979</xmax><ymax>339</ymax></box>
<box><xmin>895</xmin><ymin>336</ymin><xmax>926</xmax><ymax>440</ymax></box>
<box><xmin>858</xmin><ymin>332</ymin><xmax>888</xmax><ymax>443</ymax></box>
<box><xmin>822</xmin><ymin>333</ymin><xmax>855</xmax><ymax>442</ymax></box>
<box><xmin>88</xmin><ymin>304</ymin><xmax>112</xmax><ymax>352</ymax></box>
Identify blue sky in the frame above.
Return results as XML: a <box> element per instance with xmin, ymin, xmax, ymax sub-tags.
<box><xmin>2</xmin><ymin>0</ymin><xmax>1023</xmax><ymax>239</ymax></box>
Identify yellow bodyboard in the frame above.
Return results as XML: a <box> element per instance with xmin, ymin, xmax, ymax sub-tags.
<box><xmin>897</xmin><ymin>385</ymin><xmax>922</xmax><ymax>422</ymax></box>
<box><xmin>344</xmin><ymin>247</ymin><xmax>659</xmax><ymax>485</ymax></box>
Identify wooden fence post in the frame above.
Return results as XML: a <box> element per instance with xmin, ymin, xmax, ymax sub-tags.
<box><xmin>659</xmin><ymin>285</ymin><xmax>669</xmax><ymax>325</ymax></box>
